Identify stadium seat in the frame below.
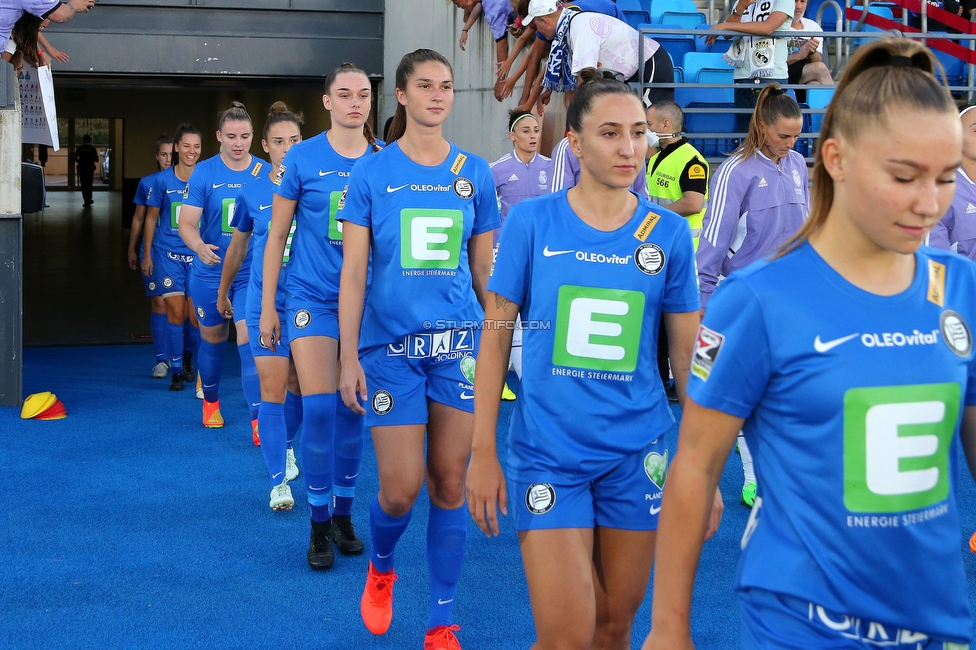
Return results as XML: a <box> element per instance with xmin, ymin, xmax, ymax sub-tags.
<box><xmin>697</xmin><ymin>68</ymin><xmax>734</xmax><ymax>102</ymax></box>
<box><xmin>673</xmin><ymin>66</ymin><xmax>685</xmax><ymax>83</ymax></box>
<box><xmin>933</xmin><ymin>47</ymin><xmax>965</xmax><ymax>87</ymax></box>
<box><xmin>684</xmin><ymin>102</ymin><xmax>738</xmax><ymax>156</ymax></box>
<box><xmin>650</xmin><ymin>0</ymin><xmax>697</xmax><ymax>23</ymax></box>
<box><xmin>659</xmin><ymin>10</ymin><xmax>707</xmax><ymax>28</ymax></box>
<box><xmin>617</xmin><ymin>0</ymin><xmax>651</xmax><ymax>28</ymax></box>
<box><xmin>681</xmin><ymin>52</ymin><xmax>731</xmax><ymax>86</ymax></box>
<box><xmin>654</xmin><ymin>37</ymin><xmax>696</xmax><ymax>67</ymax></box>
<box><xmin>696</xmin><ymin>34</ymin><xmax>734</xmax><ymax>54</ymax></box>
<box><xmin>805</xmin><ymin>87</ymin><xmax>834</xmax><ymax>134</ymax></box>
<box><xmin>805</xmin><ymin>0</ymin><xmax>845</xmax><ymax>32</ymax></box>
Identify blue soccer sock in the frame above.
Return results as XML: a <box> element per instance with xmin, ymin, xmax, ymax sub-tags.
<box><xmin>301</xmin><ymin>393</ymin><xmax>336</xmax><ymax>523</ymax></box>
<box><xmin>198</xmin><ymin>340</ymin><xmax>224</xmax><ymax>402</ymax></box>
<box><xmin>370</xmin><ymin>497</ymin><xmax>412</xmax><ymax>573</ymax></box>
<box><xmin>166</xmin><ymin>322</ymin><xmax>184</xmax><ymax>376</ymax></box>
<box><xmin>183</xmin><ymin>320</ymin><xmax>199</xmax><ymax>357</ymax></box>
<box><xmin>333</xmin><ymin>393</ymin><xmax>365</xmax><ymax>517</ymax></box>
<box><xmin>284</xmin><ymin>390</ymin><xmax>303</xmax><ymax>448</ymax></box>
<box><xmin>150</xmin><ymin>312</ymin><xmax>168</xmax><ymax>364</ymax></box>
<box><xmin>427</xmin><ymin>503</ymin><xmax>467</xmax><ymax>629</ymax></box>
<box><xmin>258</xmin><ymin>401</ymin><xmax>286</xmax><ymax>488</ymax></box>
<box><xmin>238</xmin><ymin>343</ymin><xmax>260</xmax><ymax>420</ymax></box>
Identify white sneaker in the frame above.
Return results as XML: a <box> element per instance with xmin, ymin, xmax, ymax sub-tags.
<box><xmin>152</xmin><ymin>362</ymin><xmax>169</xmax><ymax>379</ymax></box>
<box><xmin>286</xmin><ymin>447</ymin><xmax>299</xmax><ymax>481</ymax></box>
<box><xmin>270</xmin><ymin>481</ymin><xmax>294</xmax><ymax>511</ymax></box>
<box><xmin>195</xmin><ymin>374</ymin><xmax>203</xmax><ymax>400</ymax></box>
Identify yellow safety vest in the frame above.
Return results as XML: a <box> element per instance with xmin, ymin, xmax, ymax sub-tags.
<box><xmin>646</xmin><ymin>141</ymin><xmax>708</xmax><ymax>251</ymax></box>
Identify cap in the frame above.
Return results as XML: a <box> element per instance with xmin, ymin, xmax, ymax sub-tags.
<box><xmin>525</xmin><ymin>0</ymin><xmax>559</xmax><ymax>24</ymax></box>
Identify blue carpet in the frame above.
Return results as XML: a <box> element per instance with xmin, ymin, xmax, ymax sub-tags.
<box><xmin>3</xmin><ymin>344</ymin><xmax>976</xmax><ymax>648</ymax></box>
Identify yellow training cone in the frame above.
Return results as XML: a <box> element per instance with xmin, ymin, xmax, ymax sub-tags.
<box><xmin>21</xmin><ymin>392</ymin><xmax>56</xmax><ymax>419</ymax></box>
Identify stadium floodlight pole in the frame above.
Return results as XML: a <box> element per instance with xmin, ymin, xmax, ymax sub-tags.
<box><xmin>0</xmin><ymin>64</ymin><xmax>23</xmax><ymax>406</ymax></box>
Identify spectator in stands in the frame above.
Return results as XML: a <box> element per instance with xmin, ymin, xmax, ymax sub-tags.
<box><xmin>525</xmin><ymin>0</ymin><xmax>673</xmax><ymax>108</ymax></box>
<box><xmin>645</xmin><ymin>101</ymin><xmax>709</xmax><ymax>404</ymax></box>
<box><xmin>786</xmin><ymin>0</ymin><xmax>833</xmax><ymax>90</ymax></box>
<box><xmin>454</xmin><ymin>0</ymin><xmax>511</xmax><ymax>71</ymax></box>
<box><xmin>1</xmin><ymin>0</ymin><xmax>94</xmax><ymax>67</ymax></box>
<box><xmin>74</xmin><ymin>134</ymin><xmax>99</xmax><ymax>208</ymax></box>
<box><xmin>707</xmin><ymin>0</ymin><xmax>793</xmax><ymax>133</ymax></box>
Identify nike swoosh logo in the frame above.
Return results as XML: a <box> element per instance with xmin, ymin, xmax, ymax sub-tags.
<box><xmin>272</xmin><ymin>472</ymin><xmax>283</xmax><ymax>480</ymax></box>
<box><xmin>166</xmin><ymin>189</ymin><xmax>182</xmax><ymax>194</ymax></box>
<box><xmin>259</xmin><ymin>204</ymin><xmax>272</xmax><ymax>211</ymax></box>
<box><xmin>308</xmin><ymin>486</ymin><xmax>329</xmax><ymax>491</ymax></box>
<box><xmin>377</xmin><ymin>552</ymin><xmax>393</xmax><ymax>559</ymax></box>
<box><xmin>649</xmin><ymin>503</ymin><xmax>662</xmax><ymax>515</ymax></box>
<box><xmin>813</xmin><ymin>333</ymin><xmax>859</xmax><ymax>353</ymax></box>
<box><xmin>203</xmin><ymin>383</ymin><xmax>217</xmax><ymax>389</ymax></box>
<box><xmin>319</xmin><ymin>170</ymin><xmax>336</xmax><ymax>176</ymax></box>
<box><xmin>460</xmin><ymin>393</ymin><xmax>474</xmax><ymax>400</ymax></box>
<box><xmin>344</xmin><ymin>473</ymin><xmax>359</xmax><ymax>480</ymax></box>
<box><xmin>437</xmin><ymin>598</ymin><xmax>454</xmax><ymax>605</ymax></box>
<box><xmin>543</xmin><ymin>245</ymin><xmax>573</xmax><ymax>257</ymax></box>
<box><xmin>212</xmin><ymin>183</ymin><xmax>225</xmax><ymax>189</ymax></box>
<box><xmin>386</xmin><ymin>183</ymin><xmax>409</xmax><ymax>193</ymax></box>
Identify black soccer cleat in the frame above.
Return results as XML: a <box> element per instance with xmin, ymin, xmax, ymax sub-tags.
<box><xmin>169</xmin><ymin>373</ymin><xmax>185</xmax><ymax>392</ymax></box>
<box><xmin>307</xmin><ymin>519</ymin><xmax>335</xmax><ymax>570</ymax></box>
<box><xmin>330</xmin><ymin>515</ymin><xmax>365</xmax><ymax>556</ymax></box>
<box><xmin>182</xmin><ymin>351</ymin><xmax>195</xmax><ymax>383</ymax></box>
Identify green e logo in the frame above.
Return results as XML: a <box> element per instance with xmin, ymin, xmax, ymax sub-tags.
<box><xmin>170</xmin><ymin>202</ymin><xmax>182</xmax><ymax>229</ymax></box>
<box><xmin>552</xmin><ymin>285</ymin><xmax>645</xmax><ymax>372</ymax></box>
<box><xmin>844</xmin><ymin>383</ymin><xmax>958</xmax><ymax>513</ymax></box>
<box><xmin>221</xmin><ymin>198</ymin><xmax>237</xmax><ymax>233</ymax></box>
<box><xmin>328</xmin><ymin>191</ymin><xmax>343</xmax><ymax>241</ymax></box>
<box><xmin>400</xmin><ymin>209</ymin><xmax>463</xmax><ymax>269</ymax></box>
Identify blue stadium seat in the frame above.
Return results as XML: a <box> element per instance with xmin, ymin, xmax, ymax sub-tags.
<box><xmin>933</xmin><ymin>47</ymin><xmax>965</xmax><ymax>87</ymax></box>
<box><xmin>654</xmin><ymin>37</ymin><xmax>696</xmax><ymax>67</ymax></box>
<box><xmin>805</xmin><ymin>87</ymin><xmax>834</xmax><ymax>134</ymax></box>
<box><xmin>805</xmin><ymin>0</ymin><xmax>845</xmax><ymax>32</ymax></box>
<box><xmin>684</xmin><ymin>102</ymin><xmax>738</xmax><ymax>156</ymax></box>
<box><xmin>696</xmin><ymin>34</ymin><xmax>734</xmax><ymax>54</ymax></box>
<box><xmin>697</xmin><ymin>68</ymin><xmax>734</xmax><ymax>102</ymax></box>
<box><xmin>682</xmin><ymin>52</ymin><xmax>731</xmax><ymax>85</ymax></box>
<box><xmin>650</xmin><ymin>0</ymin><xmax>697</xmax><ymax>23</ymax></box>
<box><xmin>616</xmin><ymin>0</ymin><xmax>651</xmax><ymax>28</ymax></box>
<box><xmin>659</xmin><ymin>10</ymin><xmax>707</xmax><ymax>28</ymax></box>
<box><xmin>673</xmin><ymin>67</ymin><xmax>685</xmax><ymax>83</ymax></box>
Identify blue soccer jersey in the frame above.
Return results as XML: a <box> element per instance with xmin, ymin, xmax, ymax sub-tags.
<box><xmin>275</xmin><ymin>132</ymin><xmax>378</xmax><ymax>304</ymax></box>
<box><xmin>147</xmin><ymin>167</ymin><xmax>193</xmax><ymax>256</ymax></box>
<box><xmin>338</xmin><ymin>141</ymin><xmax>501</xmax><ymax>349</ymax></box>
<box><xmin>134</xmin><ymin>173</ymin><xmax>157</xmax><ymax>207</ymax></box>
<box><xmin>233</xmin><ymin>173</ymin><xmax>288</xmax><ymax>328</ymax></box>
<box><xmin>489</xmin><ymin>191</ymin><xmax>699</xmax><ymax>476</ymax></box>
<box><xmin>183</xmin><ymin>154</ymin><xmax>266</xmax><ymax>283</ymax></box>
<box><xmin>689</xmin><ymin>242</ymin><xmax>976</xmax><ymax>642</ymax></box>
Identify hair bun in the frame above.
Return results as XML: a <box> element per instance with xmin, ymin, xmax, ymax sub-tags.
<box><xmin>268</xmin><ymin>101</ymin><xmax>290</xmax><ymax>115</ymax></box>
<box><xmin>577</xmin><ymin>67</ymin><xmax>602</xmax><ymax>85</ymax></box>
<box><xmin>230</xmin><ymin>100</ymin><xmax>246</xmax><ymax>110</ymax></box>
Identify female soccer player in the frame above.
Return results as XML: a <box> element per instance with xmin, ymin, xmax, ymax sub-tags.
<box><xmin>643</xmin><ymin>38</ymin><xmax>976</xmax><ymax>649</ymax></box>
<box><xmin>337</xmin><ymin>49</ymin><xmax>499</xmax><ymax>650</ymax></box>
<box><xmin>218</xmin><ymin>102</ymin><xmax>303</xmax><ymax>511</ymax></box>
<box><xmin>179</xmin><ymin>102</ymin><xmax>266</xmax><ymax>433</ymax></box>
<box><xmin>490</xmin><ymin>109</ymin><xmax>551</xmax><ymax>398</ymax></box>
<box><xmin>260</xmin><ymin>63</ymin><xmax>380</xmax><ymax>568</ymax></box>
<box><xmin>930</xmin><ymin>105</ymin><xmax>976</xmax><ymax>261</ymax></box>
<box><xmin>490</xmin><ymin>109</ymin><xmax>550</xmax><ymax>222</ymax></box>
<box><xmin>467</xmin><ymin>68</ymin><xmax>705</xmax><ymax>650</ymax></box>
<box><xmin>696</xmin><ymin>83</ymin><xmax>808</xmax><ymax>507</ymax></box>
<box><xmin>143</xmin><ymin>124</ymin><xmax>202</xmax><ymax>392</ymax></box>
<box><xmin>128</xmin><ymin>135</ymin><xmax>173</xmax><ymax>379</ymax></box>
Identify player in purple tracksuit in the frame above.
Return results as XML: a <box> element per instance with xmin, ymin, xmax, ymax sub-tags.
<box><xmin>696</xmin><ymin>83</ymin><xmax>808</xmax><ymax>509</ymax></box>
<box><xmin>929</xmin><ymin>105</ymin><xmax>976</xmax><ymax>260</ymax></box>
<box><xmin>490</xmin><ymin>110</ymin><xmax>551</xmax><ymax>221</ymax></box>
<box><xmin>550</xmin><ymin>133</ymin><xmax>650</xmax><ymax>198</ymax></box>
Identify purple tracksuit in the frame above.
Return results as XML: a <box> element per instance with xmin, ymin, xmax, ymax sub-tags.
<box><xmin>929</xmin><ymin>168</ymin><xmax>976</xmax><ymax>261</ymax></box>
<box><xmin>490</xmin><ymin>150</ymin><xmax>552</xmax><ymax>220</ymax></box>
<box><xmin>697</xmin><ymin>150</ymin><xmax>809</xmax><ymax>306</ymax></box>
<box><xmin>549</xmin><ymin>137</ymin><xmax>650</xmax><ymax>199</ymax></box>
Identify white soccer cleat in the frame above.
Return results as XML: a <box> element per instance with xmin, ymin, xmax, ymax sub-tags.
<box><xmin>270</xmin><ymin>481</ymin><xmax>294</xmax><ymax>511</ymax></box>
<box><xmin>152</xmin><ymin>362</ymin><xmax>169</xmax><ymax>379</ymax></box>
<box><xmin>286</xmin><ymin>448</ymin><xmax>299</xmax><ymax>481</ymax></box>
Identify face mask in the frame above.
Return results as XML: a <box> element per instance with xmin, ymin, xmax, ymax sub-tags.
<box><xmin>646</xmin><ymin>130</ymin><xmax>660</xmax><ymax>149</ymax></box>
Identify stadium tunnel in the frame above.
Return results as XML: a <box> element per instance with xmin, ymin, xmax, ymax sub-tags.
<box><xmin>24</xmin><ymin>0</ymin><xmax>384</xmax><ymax>347</ymax></box>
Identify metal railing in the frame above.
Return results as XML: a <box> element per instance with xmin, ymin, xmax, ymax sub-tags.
<box><xmin>637</xmin><ymin>22</ymin><xmax>976</xmax><ymax>163</ymax></box>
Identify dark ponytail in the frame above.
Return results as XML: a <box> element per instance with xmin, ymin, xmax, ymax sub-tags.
<box><xmin>12</xmin><ymin>13</ymin><xmax>41</xmax><ymax>66</ymax></box>
<box><xmin>566</xmin><ymin>67</ymin><xmax>640</xmax><ymax>133</ymax></box>
<box><xmin>387</xmin><ymin>49</ymin><xmax>453</xmax><ymax>144</ymax></box>
<box><xmin>324</xmin><ymin>62</ymin><xmax>381</xmax><ymax>152</ymax></box>
<box><xmin>263</xmin><ymin>101</ymin><xmax>304</xmax><ymax>140</ymax></box>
